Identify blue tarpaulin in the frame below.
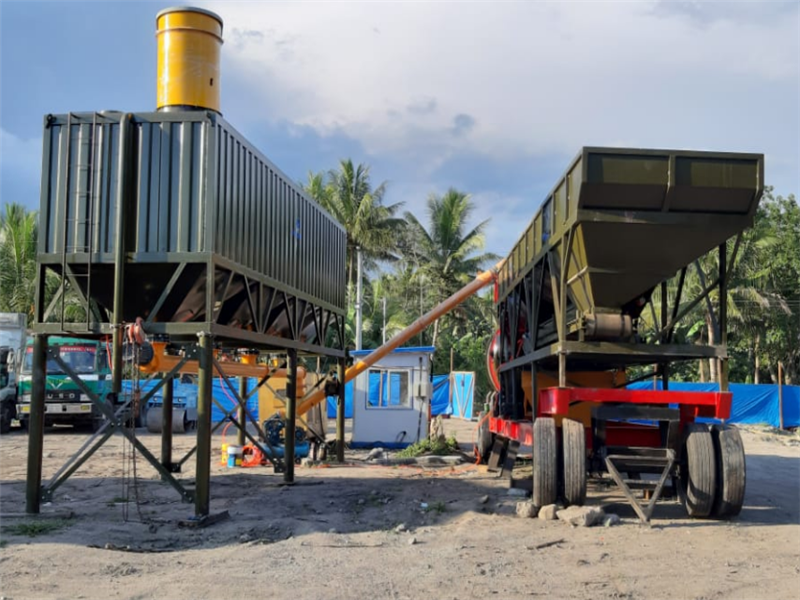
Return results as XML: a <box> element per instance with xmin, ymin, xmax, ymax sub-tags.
<box><xmin>627</xmin><ymin>381</ymin><xmax>800</xmax><ymax>428</ymax></box>
<box><xmin>451</xmin><ymin>372</ymin><xmax>475</xmax><ymax>419</ymax></box>
<box><xmin>210</xmin><ymin>378</ymin><xmax>261</xmax><ymax>424</ymax></box>
<box><xmin>431</xmin><ymin>375</ymin><xmax>451</xmax><ymax>416</ymax></box>
<box><xmin>124</xmin><ymin>378</ymin><xmax>260</xmax><ymax>424</ymax></box>
<box><xmin>326</xmin><ymin>380</ymin><xmax>354</xmax><ymax>419</ymax></box>
<box><xmin>122</xmin><ymin>379</ymin><xmax>199</xmax><ymax>409</ymax></box>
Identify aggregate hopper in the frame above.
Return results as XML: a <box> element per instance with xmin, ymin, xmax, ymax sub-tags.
<box><xmin>25</xmin><ymin>6</ymin><xmax>346</xmax><ymax>518</ymax></box>
<box><xmin>483</xmin><ymin>147</ymin><xmax>763</xmax><ymax>522</ymax></box>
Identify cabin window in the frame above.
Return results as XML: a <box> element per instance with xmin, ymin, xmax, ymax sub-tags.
<box><xmin>367</xmin><ymin>369</ymin><xmax>411</xmax><ymax>408</ymax></box>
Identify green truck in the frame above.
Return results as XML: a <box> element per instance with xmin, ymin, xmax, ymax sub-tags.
<box><xmin>16</xmin><ymin>337</ymin><xmax>113</xmax><ymax>431</ymax></box>
<box><xmin>0</xmin><ymin>312</ymin><xmax>27</xmax><ymax>433</ymax></box>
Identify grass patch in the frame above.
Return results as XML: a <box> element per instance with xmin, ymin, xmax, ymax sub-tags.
<box><xmin>396</xmin><ymin>436</ymin><xmax>459</xmax><ymax>458</ymax></box>
<box><xmin>2</xmin><ymin>519</ymin><xmax>72</xmax><ymax>538</ymax></box>
<box><xmin>425</xmin><ymin>501</ymin><xmax>447</xmax><ymax>515</ymax></box>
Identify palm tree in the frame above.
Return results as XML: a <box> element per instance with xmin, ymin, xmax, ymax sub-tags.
<box><xmin>303</xmin><ymin>160</ymin><xmax>405</xmax><ymax>313</ymax></box>
<box><xmin>404</xmin><ymin>188</ymin><xmax>499</xmax><ymax>346</ymax></box>
<box><xmin>639</xmin><ymin>231</ymin><xmax>788</xmax><ymax>383</ymax></box>
<box><xmin>0</xmin><ymin>203</ymin><xmax>38</xmax><ymax>319</ymax></box>
<box><xmin>361</xmin><ymin>274</ymin><xmax>409</xmax><ymax>347</ymax></box>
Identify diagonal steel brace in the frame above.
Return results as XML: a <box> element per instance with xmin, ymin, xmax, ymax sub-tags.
<box><xmin>604</xmin><ymin>449</ymin><xmax>675</xmax><ymax>524</ymax></box>
<box><xmin>41</xmin><ymin>351</ymin><xmax>194</xmax><ymax>503</ymax></box>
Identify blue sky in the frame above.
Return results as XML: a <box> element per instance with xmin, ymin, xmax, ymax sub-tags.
<box><xmin>1</xmin><ymin>0</ymin><xmax>798</xmax><ymax>258</ymax></box>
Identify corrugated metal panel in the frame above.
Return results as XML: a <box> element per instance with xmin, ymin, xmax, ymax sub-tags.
<box><xmin>132</xmin><ymin>119</ymin><xmax>206</xmax><ymax>254</ymax></box>
<box><xmin>497</xmin><ymin>147</ymin><xmax>764</xmax><ymax>308</ymax></box>
<box><xmin>39</xmin><ymin>111</ymin><xmax>346</xmax><ymax>313</ymax></box>
<box><xmin>41</xmin><ymin>115</ymin><xmax>122</xmax><ymax>256</ymax></box>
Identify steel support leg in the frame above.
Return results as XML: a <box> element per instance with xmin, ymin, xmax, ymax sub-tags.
<box><xmin>195</xmin><ymin>334</ymin><xmax>213</xmax><ymax>516</ymax></box>
<box><xmin>719</xmin><ymin>243</ymin><xmax>729</xmax><ymax>392</ymax></box>
<box><xmin>285</xmin><ymin>349</ymin><xmax>298</xmax><ymax>482</ymax></box>
<box><xmin>336</xmin><ymin>357</ymin><xmax>346</xmax><ymax>462</ymax></box>
<box><xmin>161</xmin><ymin>375</ymin><xmax>173</xmax><ymax>473</ymax></box>
<box><xmin>25</xmin><ymin>334</ymin><xmax>47</xmax><ymax>514</ymax></box>
<box><xmin>237</xmin><ymin>376</ymin><xmax>247</xmax><ymax>447</ymax></box>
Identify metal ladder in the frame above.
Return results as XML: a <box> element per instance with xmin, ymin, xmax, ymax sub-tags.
<box><xmin>59</xmin><ymin>112</ymin><xmax>101</xmax><ymax>330</ymax></box>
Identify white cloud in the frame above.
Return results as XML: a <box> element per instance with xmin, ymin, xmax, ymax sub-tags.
<box><xmin>0</xmin><ymin>128</ymin><xmax>41</xmax><ymax>176</ymax></box>
<box><xmin>205</xmin><ymin>0</ymin><xmax>798</xmax><ymax>163</ymax></box>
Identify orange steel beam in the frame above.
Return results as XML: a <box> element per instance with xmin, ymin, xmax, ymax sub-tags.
<box><xmin>138</xmin><ymin>343</ymin><xmax>307</xmax><ymax>380</ymax></box>
<box><xmin>296</xmin><ymin>260</ymin><xmax>504</xmax><ymax>416</ymax></box>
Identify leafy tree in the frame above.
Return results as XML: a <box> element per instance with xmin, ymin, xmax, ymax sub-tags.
<box><xmin>404</xmin><ymin>188</ymin><xmax>498</xmax><ymax>346</ymax></box>
<box><xmin>0</xmin><ymin>203</ymin><xmax>38</xmax><ymax>319</ymax></box>
<box><xmin>637</xmin><ymin>187</ymin><xmax>798</xmax><ymax>384</ymax></box>
<box><xmin>303</xmin><ymin>159</ymin><xmax>405</xmax><ymax>302</ymax></box>
<box><xmin>0</xmin><ymin>203</ymin><xmax>87</xmax><ymax>324</ymax></box>
<box><xmin>734</xmin><ymin>189</ymin><xmax>799</xmax><ymax>383</ymax></box>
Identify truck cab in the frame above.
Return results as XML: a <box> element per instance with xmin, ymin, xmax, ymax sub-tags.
<box><xmin>0</xmin><ymin>346</ymin><xmax>18</xmax><ymax>433</ymax></box>
<box><xmin>16</xmin><ymin>337</ymin><xmax>112</xmax><ymax>431</ymax></box>
<box><xmin>0</xmin><ymin>312</ymin><xmax>26</xmax><ymax>433</ymax></box>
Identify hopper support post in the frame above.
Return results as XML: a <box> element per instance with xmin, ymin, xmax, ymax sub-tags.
<box><xmin>195</xmin><ymin>333</ymin><xmax>213</xmax><ymax>516</ymax></box>
<box><xmin>111</xmin><ymin>113</ymin><xmax>131</xmax><ymax>396</ymax></box>
<box><xmin>161</xmin><ymin>375</ymin><xmax>174</xmax><ymax>473</ymax></box>
<box><xmin>661</xmin><ymin>281</ymin><xmax>669</xmax><ymax>390</ymax></box>
<box><xmin>237</xmin><ymin>376</ymin><xmax>247</xmax><ymax>447</ymax></box>
<box><xmin>25</xmin><ymin>333</ymin><xmax>48</xmax><ymax>514</ymax></box>
<box><xmin>336</xmin><ymin>355</ymin><xmax>346</xmax><ymax>462</ymax></box>
<box><xmin>719</xmin><ymin>242</ymin><xmax>728</xmax><ymax>391</ymax></box>
<box><xmin>284</xmin><ymin>349</ymin><xmax>298</xmax><ymax>482</ymax></box>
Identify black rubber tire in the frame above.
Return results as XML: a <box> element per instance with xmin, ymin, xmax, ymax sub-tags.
<box><xmin>476</xmin><ymin>411</ymin><xmax>493</xmax><ymax>463</ymax></box>
<box><xmin>0</xmin><ymin>402</ymin><xmax>13</xmax><ymax>434</ymax></box>
<box><xmin>533</xmin><ymin>417</ymin><xmax>557</xmax><ymax>508</ymax></box>
<box><xmin>681</xmin><ymin>422</ymin><xmax>717</xmax><ymax>518</ymax></box>
<box><xmin>562</xmin><ymin>419</ymin><xmax>586</xmax><ymax>506</ymax></box>
<box><xmin>711</xmin><ymin>424</ymin><xmax>746</xmax><ymax>518</ymax></box>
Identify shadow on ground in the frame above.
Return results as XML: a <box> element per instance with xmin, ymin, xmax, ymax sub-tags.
<box><xmin>2</xmin><ymin>449</ymin><xmax>798</xmax><ymax>553</ymax></box>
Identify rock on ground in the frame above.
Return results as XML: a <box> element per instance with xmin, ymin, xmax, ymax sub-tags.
<box><xmin>603</xmin><ymin>514</ymin><xmax>621</xmax><ymax>527</ymax></box>
<box><xmin>538</xmin><ymin>504</ymin><xmax>558</xmax><ymax>520</ymax></box>
<box><xmin>557</xmin><ymin>505</ymin><xmax>605</xmax><ymax>527</ymax></box>
<box><xmin>366</xmin><ymin>447</ymin><xmax>386</xmax><ymax>461</ymax></box>
<box><xmin>516</xmin><ymin>501</ymin><xmax>538</xmax><ymax>518</ymax></box>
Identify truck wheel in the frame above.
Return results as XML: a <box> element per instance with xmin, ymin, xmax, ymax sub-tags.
<box><xmin>711</xmin><ymin>424</ymin><xmax>746</xmax><ymax>518</ymax></box>
<box><xmin>533</xmin><ymin>417</ymin><xmax>557</xmax><ymax>508</ymax></box>
<box><xmin>562</xmin><ymin>419</ymin><xmax>586</xmax><ymax>506</ymax></box>
<box><xmin>476</xmin><ymin>411</ymin><xmax>493</xmax><ymax>463</ymax></box>
<box><xmin>681</xmin><ymin>423</ymin><xmax>717</xmax><ymax>518</ymax></box>
<box><xmin>0</xmin><ymin>403</ymin><xmax>13</xmax><ymax>434</ymax></box>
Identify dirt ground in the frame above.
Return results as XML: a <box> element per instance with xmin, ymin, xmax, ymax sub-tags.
<box><xmin>0</xmin><ymin>419</ymin><xmax>798</xmax><ymax>600</ymax></box>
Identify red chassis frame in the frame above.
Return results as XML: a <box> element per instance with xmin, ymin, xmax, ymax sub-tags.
<box><xmin>489</xmin><ymin>387</ymin><xmax>732</xmax><ymax>449</ymax></box>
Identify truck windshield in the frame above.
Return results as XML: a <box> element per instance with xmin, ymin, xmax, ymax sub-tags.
<box><xmin>23</xmin><ymin>345</ymin><xmax>97</xmax><ymax>375</ymax></box>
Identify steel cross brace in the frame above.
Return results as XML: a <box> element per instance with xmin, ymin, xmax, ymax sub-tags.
<box><xmin>212</xmin><ymin>358</ymin><xmax>286</xmax><ymax>472</ymax></box>
<box><xmin>172</xmin><ymin>358</ymin><xmax>306</xmax><ymax>472</ymax></box>
<box><xmin>40</xmin><ymin>350</ymin><xmax>194</xmax><ymax>503</ymax></box>
<box><xmin>603</xmin><ymin>448</ymin><xmax>676</xmax><ymax>524</ymax></box>
<box><xmin>43</xmin><ymin>398</ymin><xmax>132</xmax><ymax>498</ymax></box>
<box><xmin>257</xmin><ymin>365</ymin><xmax>329</xmax><ymax>441</ymax></box>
